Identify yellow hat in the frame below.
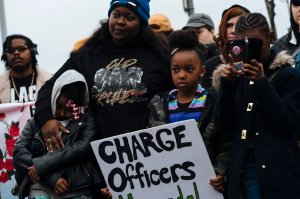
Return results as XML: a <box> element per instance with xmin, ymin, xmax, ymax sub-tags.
<box><xmin>72</xmin><ymin>37</ymin><xmax>89</xmax><ymax>51</ymax></box>
<box><xmin>149</xmin><ymin>13</ymin><xmax>173</xmax><ymax>33</ymax></box>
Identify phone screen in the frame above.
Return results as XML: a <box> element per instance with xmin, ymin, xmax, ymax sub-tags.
<box><xmin>227</xmin><ymin>39</ymin><xmax>246</xmax><ymax>70</ymax></box>
<box><xmin>227</xmin><ymin>38</ymin><xmax>263</xmax><ymax>70</ymax></box>
<box><xmin>247</xmin><ymin>38</ymin><xmax>263</xmax><ymax>62</ymax></box>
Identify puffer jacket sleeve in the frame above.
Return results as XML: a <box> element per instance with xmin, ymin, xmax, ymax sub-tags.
<box><xmin>201</xmin><ymin>91</ymin><xmax>232</xmax><ymax>176</ymax></box>
<box><xmin>148</xmin><ymin>93</ymin><xmax>167</xmax><ymax>128</ymax></box>
<box><xmin>212</xmin><ymin>124</ymin><xmax>232</xmax><ymax>176</ymax></box>
<box><xmin>32</xmin><ymin>111</ymin><xmax>98</xmax><ymax>176</ymax></box>
<box><xmin>13</xmin><ymin>118</ymin><xmax>37</xmax><ymax>183</ymax></box>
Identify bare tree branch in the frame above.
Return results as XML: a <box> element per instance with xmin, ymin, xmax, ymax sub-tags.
<box><xmin>265</xmin><ymin>0</ymin><xmax>277</xmax><ymax>39</ymax></box>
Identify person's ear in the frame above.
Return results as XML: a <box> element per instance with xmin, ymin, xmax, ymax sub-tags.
<box><xmin>269</xmin><ymin>31</ymin><xmax>276</xmax><ymax>44</ymax></box>
<box><xmin>200</xmin><ymin>65</ymin><xmax>206</xmax><ymax>77</ymax></box>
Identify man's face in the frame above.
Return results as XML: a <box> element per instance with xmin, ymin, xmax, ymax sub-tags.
<box><xmin>239</xmin><ymin>27</ymin><xmax>271</xmax><ymax>64</ymax></box>
<box><xmin>6</xmin><ymin>38</ymin><xmax>32</xmax><ymax>73</ymax></box>
<box><xmin>197</xmin><ymin>27</ymin><xmax>215</xmax><ymax>44</ymax></box>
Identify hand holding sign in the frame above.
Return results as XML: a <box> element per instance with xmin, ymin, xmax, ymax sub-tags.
<box><xmin>91</xmin><ymin>120</ymin><xmax>224</xmax><ymax>199</ymax></box>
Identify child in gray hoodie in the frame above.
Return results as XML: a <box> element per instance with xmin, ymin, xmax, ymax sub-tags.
<box><xmin>13</xmin><ymin>70</ymin><xmax>102</xmax><ymax>199</ymax></box>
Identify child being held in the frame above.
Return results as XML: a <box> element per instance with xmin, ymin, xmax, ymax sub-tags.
<box><xmin>13</xmin><ymin>70</ymin><xmax>103</xmax><ymax>199</ymax></box>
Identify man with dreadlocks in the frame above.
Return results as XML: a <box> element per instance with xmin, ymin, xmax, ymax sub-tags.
<box><xmin>213</xmin><ymin>13</ymin><xmax>300</xmax><ymax>199</ymax></box>
<box><xmin>0</xmin><ymin>34</ymin><xmax>51</xmax><ymax>104</ymax></box>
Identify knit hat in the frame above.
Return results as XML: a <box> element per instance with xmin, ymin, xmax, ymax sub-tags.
<box><xmin>221</xmin><ymin>4</ymin><xmax>250</xmax><ymax>17</ymax></box>
<box><xmin>149</xmin><ymin>13</ymin><xmax>173</xmax><ymax>32</ymax></box>
<box><xmin>291</xmin><ymin>0</ymin><xmax>300</xmax><ymax>6</ymax></box>
<box><xmin>183</xmin><ymin>13</ymin><xmax>214</xmax><ymax>29</ymax></box>
<box><xmin>108</xmin><ymin>0</ymin><xmax>150</xmax><ymax>24</ymax></box>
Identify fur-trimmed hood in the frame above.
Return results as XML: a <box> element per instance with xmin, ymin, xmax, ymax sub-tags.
<box><xmin>0</xmin><ymin>67</ymin><xmax>52</xmax><ymax>103</ymax></box>
<box><xmin>212</xmin><ymin>51</ymin><xmax>294</xmax><ymax>91</ymax></box>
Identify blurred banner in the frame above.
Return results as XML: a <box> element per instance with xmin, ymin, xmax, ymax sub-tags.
<box><xmin>0</xmin><ymin>101</ymin><xmax>35</xmax><ymax>199</ymax></box>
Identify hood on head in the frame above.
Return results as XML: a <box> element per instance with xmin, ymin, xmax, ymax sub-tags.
<box><xmin>51</xmin><ymin>70</ymin><xmax>89</xmax><ymax>117</ymax></box>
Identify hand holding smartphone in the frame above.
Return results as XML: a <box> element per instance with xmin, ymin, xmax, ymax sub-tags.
<box><xmin>227</xmin><ymin>38</ymin><xmax>263</xmax><ymax>71</ymax></box>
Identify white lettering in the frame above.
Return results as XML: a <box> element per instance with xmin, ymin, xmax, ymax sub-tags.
<box><xmin>10</xmin><ymin>88</ymin><xmax>18</xmax><ymax>103</ymax></box>
<box><xmin>19</xmin><ymin>87</ymin><xmax>29</xmax><ymax>102</ymax></box>
<box><xmin>28</xmin><ymin>85</ymin><xmax>37</xmax><ymax>101</ymax></box>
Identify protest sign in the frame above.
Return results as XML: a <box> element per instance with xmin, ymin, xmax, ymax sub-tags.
<box><xmin>91</xmin><ymin>119</ymin><xmax>224</xmax><ymax>199</ymax></box>
<box><xmin>0</xmin><ymin>102</ymin><xmax>35</xmax><ymax>199</ymax></box>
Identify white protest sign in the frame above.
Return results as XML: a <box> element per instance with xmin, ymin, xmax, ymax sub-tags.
<box><xmin>91</xmin><ymin>119</ymin><xmax>224</xmax><ymax>199</ymax></box>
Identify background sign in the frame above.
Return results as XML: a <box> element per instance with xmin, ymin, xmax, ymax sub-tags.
<box><xmin>0</xmin><ymin>102</ymin><xmax>35</xmax><ymax>199</ymax></box>
<box><xmin>91</xmin><ymin>120</ymin><xmax>224</xmax><ymax>199</ymax></box>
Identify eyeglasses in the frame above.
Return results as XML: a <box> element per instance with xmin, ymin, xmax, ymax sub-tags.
<box><xmin>6</xmin><ymin>46</ymin><xmax>29</xmax><ymax>54</ymax></box>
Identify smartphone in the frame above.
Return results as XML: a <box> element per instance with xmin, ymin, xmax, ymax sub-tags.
<box><xmin>227</xmin><ymin>38</ymin><xmax>263</xmax><ymax>70</ymax></box>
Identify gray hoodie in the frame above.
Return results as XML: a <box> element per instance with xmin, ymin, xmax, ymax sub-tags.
<box><xmin>51</xmin><ymin>70</ymin><xmax>89</xmax><ymax>117</ymax></box>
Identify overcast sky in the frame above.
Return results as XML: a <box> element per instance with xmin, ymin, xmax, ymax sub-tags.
<box><xmin>0</xmin><ymin>0</ymin><xmax>291</xmax><ymax>74</ymax></box>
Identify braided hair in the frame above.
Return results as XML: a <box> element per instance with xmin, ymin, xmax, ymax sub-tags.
<box><xmin>169</xmin><ymin>29</ymin><xmax>206</xmax><ymax>65</ymax></box>
<box><xmin>235</xmin><ymin>13</ymin><xmax>270</xmax><ymax>37</ymax></box>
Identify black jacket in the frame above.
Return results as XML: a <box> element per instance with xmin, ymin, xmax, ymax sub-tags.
<box><xmin>214</xmin><ymin>51</ymin><xmax>300</xmax><ymax>199</ymax></box>
<box><xmin>272</xmin><ymin>32</ymin><xmax>299</xmax><ymax>57</ymax></box>
<box><xmin>13</xmin><ymin>112</ymin><xmax>103</xmax><ymax>195</ymax></box>
<box><xmin>34</xmin><ymin>39</ymin><xmax>173</xmax><ymax>139</ymax></box>
<box><xmin>148</xmin><ymin>88</ymin><xmax>231</xmax><ymax>176</ymax></box>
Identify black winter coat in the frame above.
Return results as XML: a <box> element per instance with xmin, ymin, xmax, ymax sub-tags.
<box><xmin>214</xmin><ymin>51</ymin><xmax>300</xmax><ymax>199</ymax></box>
<box><xmin>13</xmin><ymin>112</ymin><xmax>103</xmax><ymax>197</ymax></box>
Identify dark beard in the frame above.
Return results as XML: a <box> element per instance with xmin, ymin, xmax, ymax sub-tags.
<box><xmin>10</xmin><ymin>63</ymin><xmax>31</xmax><ymax>73</ymax></box>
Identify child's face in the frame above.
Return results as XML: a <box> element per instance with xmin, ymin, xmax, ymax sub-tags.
<box><xmin>55</xmin><ymin>94</ymin><xmax>74</xmax><ymax>121</ymax></box>
<box><xmin>171</xmin><ymin>50</ymin><xmax>204</xmax><ymax>93</ymax></box>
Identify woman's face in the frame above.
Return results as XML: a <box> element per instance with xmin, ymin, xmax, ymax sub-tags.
<box><xmin>292</xmin><ymin>4</ymin><xmax>300</xmax><ymax>28</ymax></box>
<box><xmin>109</xmin><ymin>6</ymin><xmax>141</xmax><ymax>45</ymax></box>
<box><xmin>226</xmin><ymin>15</ymin><xmax>241</xmax><ymax>41</ymax></box>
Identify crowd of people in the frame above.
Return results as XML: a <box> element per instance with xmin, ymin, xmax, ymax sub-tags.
<box><xmin>1</xmin><ymin>0</ymin><xmax>300</xmax><ymax>199</ymax></box>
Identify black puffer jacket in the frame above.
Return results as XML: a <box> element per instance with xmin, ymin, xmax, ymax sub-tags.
<box><xmin>13</xmin><ymin>112</ymin><xmax>103</xmax><ymax>195</ymax></box>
